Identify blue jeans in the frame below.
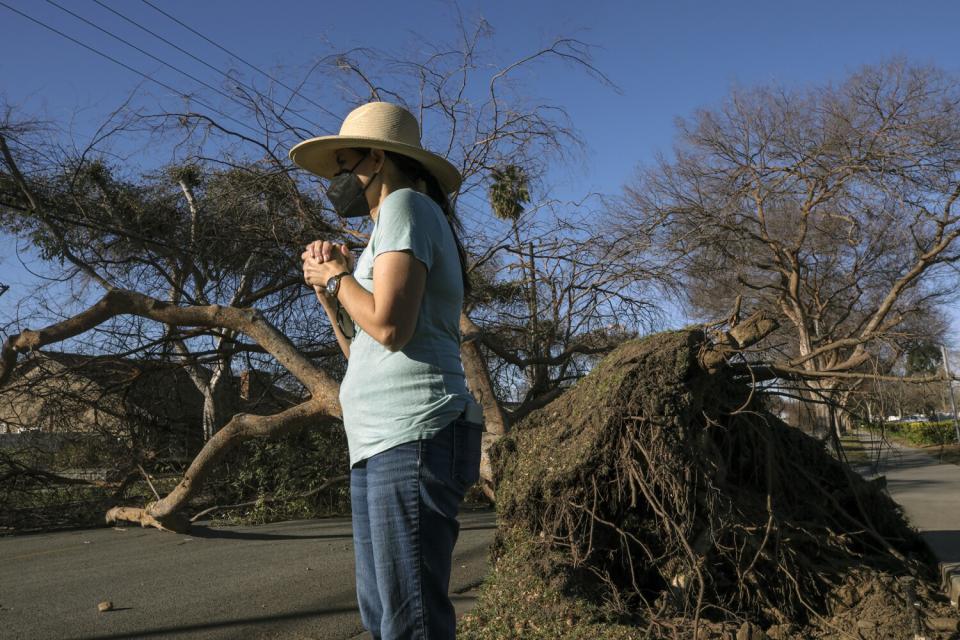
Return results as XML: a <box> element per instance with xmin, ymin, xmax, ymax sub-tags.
<box><xmin>350</xmin><ymin>416</ymin><xmax>483</xmax><ymax>640</ymax></box>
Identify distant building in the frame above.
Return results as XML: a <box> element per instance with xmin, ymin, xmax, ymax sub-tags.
<box><xmin>0</xmin><ymin>350</ymin><xmax>301</xmax><ymax>452</ymax></box>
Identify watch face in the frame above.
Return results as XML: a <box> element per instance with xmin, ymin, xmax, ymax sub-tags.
<box><xmin>326</xmin><ymin>276</ymin><xmax>338</xmax><ymax>295</ymax></box>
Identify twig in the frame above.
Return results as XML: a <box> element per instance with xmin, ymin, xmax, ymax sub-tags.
<box><xmin>188</xmin><ymin>475</ymin><xmax>349</xmax><ymax>522</ymax></box>
<box><xmin>137</xmin><ymin>464</ymin><xmax>161</xmax><ymax>501</ymax></box>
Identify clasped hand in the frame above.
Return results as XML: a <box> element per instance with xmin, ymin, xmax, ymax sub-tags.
<box><xmin>302</xmin><ymin>240</ymin><xmax>354</xmax><ymax>297</ymax></box>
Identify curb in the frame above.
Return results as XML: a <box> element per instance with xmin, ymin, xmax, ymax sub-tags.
<box><xmin>941</xmin><ymin>562</ymin><xmax>960</xmax><ymax>608</ymax></box>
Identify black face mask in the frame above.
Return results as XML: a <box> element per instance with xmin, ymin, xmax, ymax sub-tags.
<box><xmin>325</xmin><ymin>153</ymin><xmax>380</xmax><ymax>218</ymax></box>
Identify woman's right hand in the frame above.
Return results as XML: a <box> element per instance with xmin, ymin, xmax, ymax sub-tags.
<box><xmin>302</xmin><ymin>240</ymin><xmax>354</xmax><ymax>302</ymax></box>
<box><xmin>305</xmin><ymin>240</ymin><xmax>355</xmax><ymax>269</ymax></box>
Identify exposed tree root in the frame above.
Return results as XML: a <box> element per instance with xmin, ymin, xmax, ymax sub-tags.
<box><xmin>461</xmin><ymin>328</ymin><xmax>958</xmax><ymax>639</ymax></box>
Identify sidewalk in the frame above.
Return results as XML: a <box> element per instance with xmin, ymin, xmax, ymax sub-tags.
<box><xmin>855</xmin><ymin>430</ymin><xmax>960</xmax><ymax>606</ymax></box>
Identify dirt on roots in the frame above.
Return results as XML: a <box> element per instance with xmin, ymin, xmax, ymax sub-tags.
<box><xmin>459</xmin><ymin>329</ymin><xmax>959</xmax><ymax>639</ymax></box>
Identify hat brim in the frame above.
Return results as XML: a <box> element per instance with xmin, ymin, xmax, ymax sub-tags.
<box><xmin>289</xmin><ymin>135</ymin><xmax>463</xmax><ymax>195</ymax></box>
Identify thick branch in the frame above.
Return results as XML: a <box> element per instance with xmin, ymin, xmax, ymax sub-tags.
<box><xmin>460</xmin><ymin>312</ymin><xmax>508</xmax><ymax>436</ymax></box>
<box><xmin>729</xmin><ymin>363</ymin><xmax>957</xmax><ymax>384</ymax></box>
<box><xmin>105</xmin><ymin>396</ymin><xmax>332</xmax><ymax>532</ymax></box>
<box><xmin>698</xmin><ymin>310</ymin><xmax>780</xmax><ymax>373</ymax></box>
<box><xmin>0</xmin><ymin>288</ymin><xmax>338</xmax><ymax>408</ymax></box>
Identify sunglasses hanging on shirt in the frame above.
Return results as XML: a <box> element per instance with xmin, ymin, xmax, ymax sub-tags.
<box><xmin>336</xmin><ymin>301</ymin><xmax>356</xmax><ymax>340</ymax></box>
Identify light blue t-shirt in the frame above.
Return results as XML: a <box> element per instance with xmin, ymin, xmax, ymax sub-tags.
<box><xmin>339</xmin><ymin>188</ymin><xmax>470</xmax><ymax>466</ymax></box>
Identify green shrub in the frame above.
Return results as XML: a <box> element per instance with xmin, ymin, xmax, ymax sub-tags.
<box><xmin>871</xmin><ymin>420</ymin><xmax>959</xmax><ymax>446</ymax></box>
<box><xmin>202</xmin><ymin>424</ymin><xmax>351</xmax><ymax>525</ymax></box>
<box><xmin>2</xmin><ymin>423</ymin><xmax>352</xmax><ymax>532</ymax></box>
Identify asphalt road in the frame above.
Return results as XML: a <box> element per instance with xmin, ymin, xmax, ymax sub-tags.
<box><xmin>0</xmin><ymin>506</ymin><xmax>495</xmax><ymax>640</ymax></box>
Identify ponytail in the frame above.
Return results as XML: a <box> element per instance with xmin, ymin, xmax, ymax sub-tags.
<box><xmin>383</xmin><ymin>151</ymin><xmax>472</xmax><ymax>297</ymax></box>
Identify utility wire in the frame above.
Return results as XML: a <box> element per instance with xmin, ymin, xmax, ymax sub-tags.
<box><xmin>0</xmin><ymin>0</ymin><xmax>262</xmax><ymax>137</ymax></box>
<box><xmin>45</xmin><ymin>0</ymin><xmax>271</xmax><ymax>131</ymax></box>
<box><xmin>89</xmin><ymin>0</ymin><xmax>328</xmax><ymax>133</ymax></box>
<box><xmin>140</xmin><ymin>0</ymin><xmax>341</xmax><ymax>122</ymax></box>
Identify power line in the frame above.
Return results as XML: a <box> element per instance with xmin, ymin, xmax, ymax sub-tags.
<box><xmin>0</xmin><ymin>0</ymin><xmax>262</xmax><ymax>137</ymax></box>
<box><xmin>140</xmin><ymin>0</ymin><xmax>342</xmax><ymax>122</ymax></box>
<box><xmin>45</xmin><ymin>0</ymin><xmax>279</xmax><ymax>131</ymax></box>
<box><xmin>89</xmin><ymin>0</ymin><xmax>328</xmax><ymax>133</ymax></box>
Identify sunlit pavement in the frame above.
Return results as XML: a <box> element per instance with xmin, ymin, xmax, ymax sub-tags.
<box><xmin>0</xmin><ymin>506</ymin><xmax>495</xmax><ymax>640</ymax></box>
<box><xmin>856</xmin><ymin>431</ymin><xmax>960</xmax><ymax>605</ymax></box>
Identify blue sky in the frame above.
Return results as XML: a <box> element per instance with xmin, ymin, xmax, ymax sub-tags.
<box><xmin>1</xmin><ymin>0</ymin><xmax>959</xmax><ymax>334</ymax></box>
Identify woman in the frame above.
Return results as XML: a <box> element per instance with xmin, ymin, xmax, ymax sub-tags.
<box><xmin>291</xmin><ymin>101</ymin><xmax>483</xmax><ymax>640</ymax></box>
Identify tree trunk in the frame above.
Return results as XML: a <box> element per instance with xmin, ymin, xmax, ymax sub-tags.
<box><xmin>460</xmin><ymin>312</ymin><xmax>508</xmax><ymax>499</ymax></box>
<box><xmin>201</xmin><ymin>365</ymin><xmax>235</xmax><ymax>441</ymax></box>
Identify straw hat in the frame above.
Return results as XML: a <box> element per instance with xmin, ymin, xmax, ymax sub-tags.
<box><xmin>289</xmin><ymin>102</ymin><xmax>463</xmax><ymax>194</ymax></box>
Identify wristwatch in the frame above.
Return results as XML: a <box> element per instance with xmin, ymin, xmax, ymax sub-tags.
<box><xmin>326</xmin><ymin>271</ymin><xmax>352</xmax><ymax>297</ymax></box>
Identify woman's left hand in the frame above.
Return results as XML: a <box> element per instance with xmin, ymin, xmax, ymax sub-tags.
<box><xmin>302</xmin><ymin>241</ymin><xmax>354</xmax><ymax>291</ymax></box>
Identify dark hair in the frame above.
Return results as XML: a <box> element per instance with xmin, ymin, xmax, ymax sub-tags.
<box><xmin>381</xmin><ymin>150</ymin><xmax>472</xmax><ymax>296</ymax></box>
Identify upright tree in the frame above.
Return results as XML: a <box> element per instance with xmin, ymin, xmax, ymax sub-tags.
<box><xmin>613</xmin><ymin>60</ymin><xmax>960</xmax><ymax>432</ymax></box>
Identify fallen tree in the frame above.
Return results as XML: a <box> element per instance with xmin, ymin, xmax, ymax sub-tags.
<box><xmin>0</xmin><ymin>288</ymin><xmax>343</xmax><ymax>533</ymax></box>
<box><xmin>460</xmin><ymin>324</ymin><xmax>958</xmax><ymax>639</ymax></box>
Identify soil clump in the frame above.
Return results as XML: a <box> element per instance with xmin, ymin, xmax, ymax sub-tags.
<box><xmin>460</xmin><ymin>329</ymin><xmax>958</xmax><ymax>639</ymax></box>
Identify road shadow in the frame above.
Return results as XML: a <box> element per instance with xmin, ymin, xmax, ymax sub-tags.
<box><xmin>920</xmin><ymin>530</ymin><xmax>960</xmax><ymax>566</ymax></box>
<box><xmin>185</xmin><ymin>525</ymin><xmax>354</xmax><ymax>541</ymax></box>
<box><xmin>66</xmin><ymin>605</ymin><xmax>361</xmax><ymax>640</ymax></box>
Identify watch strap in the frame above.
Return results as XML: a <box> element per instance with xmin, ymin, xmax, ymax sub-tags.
<box><xmin>328</xmin><ymin>270</ymin><xmax>352</xmax><ymax>296</ymax></box>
